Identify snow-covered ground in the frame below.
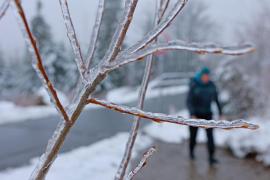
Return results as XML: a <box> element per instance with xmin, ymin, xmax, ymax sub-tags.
<box><xmin>0</xmin><ymin>109</ymin><xmax>269</xmax><ymax>179</ymax></box>
<box><xmin>0</xmin><ymin>101</ymin><xmax>57</xmax><ymax>125</ymax></box>
<box><xmin>0</xmin><ymin>133</ymin><xmax>152</xmax><ymax>180</ymax></box>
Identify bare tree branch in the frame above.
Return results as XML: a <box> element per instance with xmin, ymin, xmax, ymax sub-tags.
<box><xmin>103</xmin><ymin>0</ymin><xmax>139</xmax><ymax>63</ymax></box>
<box><xmin>59</xmin><ymin>0</ymin><xmax>87</xmax><ymax>81</ymax></box>
<box><xmin>115</xmin><ymin>1</ymin><xmax>166</xmax><ymax>179</ymax></box>
<box><xmin>86</xmin><ymin>98</ymin><xmax>259</xmax><ymax>130</ymax></box>
<box><xmin>115</xmin><ymin>57</ymin><xmax>154</xmax><ymax>180</ymax></box>
<box><xmin>0</xmin><ymin>0</ymin><xmax>9</xmax><ymax>20</ymax></box>
<box><xmin>86</xmin><ymin>0</ymin><xmax>105</xmax><ymax>70</ymax></box>
<box><xmin>127</xmin><ymin>147</ymin><xmax>156</xmax><ymax>180</ymax></box>
<box><xmin>123</xmin><ymin>0</ymin><xmax>188</xmax><ymax>54</ymax></box>
<box><xmin>159</xmin><ymin>0</ymin><xmax>170</xmax><ymax>22</ymax></box>
<box><xmin>107</xmin><ymin>41</ymin><xmax>255</xmax><ymax>71</ymax></box>
<box><xmin>12</xmin><ymin>0</ymin><xmax>69</xmax><ymax>122</ymax></box>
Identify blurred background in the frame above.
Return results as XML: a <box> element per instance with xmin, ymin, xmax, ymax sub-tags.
<box><xmin>0</xmin><ymin>0</ymin><xmax>270</xmax><ymax>179</ymax></box>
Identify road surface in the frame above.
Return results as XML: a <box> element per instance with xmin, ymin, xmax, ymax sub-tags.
<box><xmin>133</xmin><ymin>141</ymin><xmax>270</xmax><ymax>180</ymax></box>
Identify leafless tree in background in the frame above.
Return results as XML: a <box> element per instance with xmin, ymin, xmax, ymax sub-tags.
<box><xmin>0</xmin><ymin>0</ymin><xmax>258</xmax><ymax>179</ymax></box>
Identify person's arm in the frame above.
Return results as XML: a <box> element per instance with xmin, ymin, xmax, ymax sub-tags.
<box><xmin>186</xmin><ymin>80</ymin><xmax>195</xmax><ymax>116</ymax></box>
<box><xmin>213</xmin><ymin>84</ymin><xmax>223</xmax><ymax>116</ymax></box>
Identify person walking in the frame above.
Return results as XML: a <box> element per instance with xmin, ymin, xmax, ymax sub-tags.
<box><xmin>186</xmin><ymin>67</ymin><xmax>223</xmax><ymax>165</ymax></box>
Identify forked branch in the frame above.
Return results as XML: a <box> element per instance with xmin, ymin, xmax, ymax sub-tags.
<box><xmin>12</xmin><ymin>0</ymin><xmax>69</xmax><ymax>122</ymax></box>
<box><xmin>86</xmin><ymin>98</ymin><xmax>259</xmax><ymax>130</ymax></box>
<box><xmin>127</xmin><ymin>147</ymin><xmax>156</xmax><ymax>180</ymax></box>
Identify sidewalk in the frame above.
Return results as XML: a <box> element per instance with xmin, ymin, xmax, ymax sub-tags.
<box><xmin>133</xmin><ymin>140</ymin><xmax>270</xmax><ymax>180</ymax></box>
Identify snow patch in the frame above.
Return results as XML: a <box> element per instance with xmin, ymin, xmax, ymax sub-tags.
<box><xmin>0</xmin><ymin>133</ymin><xmax>152</xmax><ymax>180</ymax></box>
<box><xmin>0</xmin><ymin>101</ymin><xmax>57</xmax><ymax>125</ymax></box>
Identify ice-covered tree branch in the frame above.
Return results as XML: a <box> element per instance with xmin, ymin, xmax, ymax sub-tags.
<box><xmin>107</xmin><ymin>41</ymin><xmax>255</xmax><ymax>71</ymax></box>
<box><xmin>115</xmin><ymin>1</ymin><xmax>166</xmax><ymax>179</ymax></box>
<box><xmin>59</xmin><ymin>0</ymin><xmax>87</xmax><ymax>81</ymax></box>
<box><xmin>103</xmin><ymin>0</ymin><xmax>139</xmax><ymax>63</ymax></box>
<box><xmin>12</xmin><ymin>0</ymin><xmax>69</xmax><ymax>122</ymax></box>
<box><xmin>0</xmin><ymin>0</ymin><xmax>9</xmax><ymax>20</ymax></box>
<box><xmin>124</xmin><ymin>0</ymin><xmax>188</xmax><ymax>54</ymax></box>
<box><xmin>86</xmin><ymin>0</ymin><xmax>104</xmax><ymax>70</ymax></box>
<box><xmin>127</xmin><ymin>147</ymin><xmax>156</xmax><ymax>180</ymax></box>
<box><xmin>86</xmin><ymin>98</ymin><xmax>259</xmax><ymax>130</ymax></box>
<box><xmin>158</xmin><ymin>0</ymin><xmax>170</xmax><ymax>22</ymax></box>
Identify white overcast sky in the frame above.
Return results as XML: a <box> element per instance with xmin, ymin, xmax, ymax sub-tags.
<box><xmin>0</xmin><ymin>0</ymin><xmax>263</xmax><ymax>58</ymax></box>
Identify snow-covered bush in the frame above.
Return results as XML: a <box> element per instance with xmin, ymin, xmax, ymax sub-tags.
<box><xmin>217</xmin><ymin>62</ymin><xmax>259</xmax><ymax>119</ymax></box>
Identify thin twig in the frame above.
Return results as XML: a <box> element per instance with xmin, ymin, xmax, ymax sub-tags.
<box><xmin>115</xmin><ymin>57</ymin><xmax>154</xmax><ymax>180</ymax></box>
<box><xmin>12</xmin><ymin>0</ymin><xmax>69</xmax><ymax>122</ymax></box>
<box><xmin>0</xmin><ymin>0</ymin><xmax>9</xmax><ymax>20</ymax></box>
<box><xmin>127</xmin><ymin>147</ymin><xmax>156</xmax><ymax>180</ymax></box>
<box><xmin>159</xmin><ymin>0</ymin><xmax>170</xmax><ymax>22</ymax></box>
<box><xmin>115</xmin><ymin>1</ymin><xmax>165</xmax><ymax>179</ymax></box>
<box><xmin>86</xmin><ymin>98</ymin><xmax>259</xmax><ymax>130</ymax></box>
<box><xmin>103</xmin><ymin>0</ymin><xmax>139</xmax><ymax>63</ymax></box>
<box><xmin>86</xmin><ymin>0</ymin><xmax>105</xmax><ymax>70</ymax></box>
<box><xmin>124</xmin><ymin>0</ymin><xmax>188</xmax><ymax>54</ymax></box>
<box><xmin>108</xmin><ymin>41</ymin><xmax>255</xmax><ymax>71</ymax></box>
<box><xmin>59</xmin><ymin>0</ymin><xmax>87</xmax><ymax>81</ymax></box>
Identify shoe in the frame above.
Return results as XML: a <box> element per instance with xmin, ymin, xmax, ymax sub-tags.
<box><xmin>209</xmin><ymin>157</ymin><xmax>219</xmax><ymax>165</ymax></box>
<box><xmin>190</xmin><ymin>152</ymin><xmax>195</xmax><ymax>160</ymax></box>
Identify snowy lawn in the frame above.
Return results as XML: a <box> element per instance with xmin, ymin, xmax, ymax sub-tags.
<box><xmin>0</xmin><ymin>133</ymin><xmax>152</xmax><ymax>180</ymax></box>
<box><xmin>0</xmin><ymin>101</ymin><xmax>57</xmax><ymax>125</ymax></box>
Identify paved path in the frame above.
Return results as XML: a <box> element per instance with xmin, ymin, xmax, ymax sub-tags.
<box><xmin>133</xmin><ymin>141</ymin><xmax>270</xmax><ymax>180</ymax></box>
<box><xmin>0</xmin><ymin>93</ymin><xmax>186</xmax><ymax>170</ymax></box>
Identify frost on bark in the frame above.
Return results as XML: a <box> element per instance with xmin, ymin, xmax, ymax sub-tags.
<box><xmin>5</xmin><ymin>0</ymin><xmax>258</xmax><ymax>179</ymax></box>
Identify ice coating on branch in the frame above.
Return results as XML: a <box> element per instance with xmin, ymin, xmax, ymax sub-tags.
<box><xmin>115</xmin><ymin>2</ymin><xmax>165</xmax><ymax>178</ymax></box>
<box><xmin>0</xmin><ymin>0</ymin><xmax>10</xmax><ymax>20</ymax></box>
<box><xmin>127</xmin><ymin>147</ymin><xmax>156</xmax><ymax>180</ymax></box>
<box><xmin>30</xmin><ymin>121</ymin><xmax>67</xmax><ymax>179</ymax></box>
<box><xmin>108</xmin><ymin>41</ymin><xmax>255</xmax><ymax>71</ymax></box>
<box><xmin>11</xmin><ymin>1</ymin><xmax>69</xmax><ymax>122</ymax></box>
<box><xmin>86</xmin><ymin>0</ymin><xmax>104</xmax><ymax>70</ymax></box>
<box><xmin>125</xmin><ymin>0</ymin><xmax>188</xmax><ymax>54</ymax></box>
<box><xmin>59</xmin><ymin>0</ymin><xmax>86</xmax><ymax>81</ymax></box>
<box><xmin>87</xmin><ymin>98</ymin><xmax>259</xmax><ymax>130</ymax></box>
<box><xmin>103</xmin><ymin>0</ymin><xmax>139</xmax><ymax>63</ymax></box>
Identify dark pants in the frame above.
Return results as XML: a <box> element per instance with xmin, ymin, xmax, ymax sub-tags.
<box><xmin>189</xmin><ymin>114</ymin><xmax>215</xmax><ymax>160</ymax></box>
